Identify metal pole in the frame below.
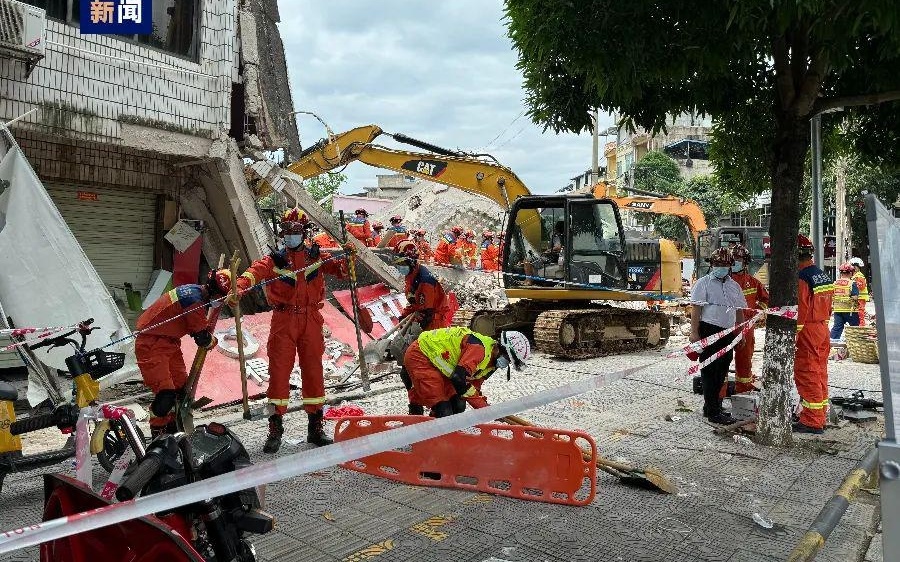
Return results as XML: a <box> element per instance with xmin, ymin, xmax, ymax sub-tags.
<box><xmin>834</xmin><ymin>158</ymin><xmax>847</xmax><ymax>266</ymax></box>
<box><xmin>591</xmin><ymin>108</ymin><xmax>600</xmax><ymax>185</ymax></box>
<box><xmin>810</xmin><ymin>114</ymin><xmax>824</xmax><ymax>266</ymax></box>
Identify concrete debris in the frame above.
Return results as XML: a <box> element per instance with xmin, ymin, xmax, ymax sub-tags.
<box><xmin>751</xmin><ymin>512</ymin><xmax>774</xmax><ymax>529</ymax></box>
<box><xmin>451</xmin><ymin>273</ymin><xmax>509</xmax><ymax>310</ymax></box>
<box><xmin>372</xmin><ymin>181</ymin><xmax>504</xmax><ymax>244</ymax></box>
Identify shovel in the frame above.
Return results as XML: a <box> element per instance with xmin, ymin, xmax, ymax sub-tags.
<box><xmin>499</xmin><ymin>414</ymin><xmax>677</xmax><ymax>494</ymax></box>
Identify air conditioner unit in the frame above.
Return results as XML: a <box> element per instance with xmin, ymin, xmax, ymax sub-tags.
<box><xmin>0</xmin><ymin>0</ymin><xmax>45</xmax><ymax>59</ymax></box>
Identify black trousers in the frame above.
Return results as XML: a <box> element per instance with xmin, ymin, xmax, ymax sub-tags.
<box><xmin>699</xmin><ymin>321</ymin><xmax>736</xmax><ymax>417</ymax></box>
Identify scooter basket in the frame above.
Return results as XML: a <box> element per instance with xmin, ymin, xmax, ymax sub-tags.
<box><xmin>85</xmin><ymin>350</ymin><xmax>126</xmax><ymax>378</ymax></box>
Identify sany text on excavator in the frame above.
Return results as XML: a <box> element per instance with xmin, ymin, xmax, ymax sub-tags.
<box><xmin>256</xmin><ymin>124</ymin><xmax>682</xmax><ymax>359</ymax></box>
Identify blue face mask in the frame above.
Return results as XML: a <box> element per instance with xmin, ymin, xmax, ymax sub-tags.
<box><xmin>732</xmin><ymin>261</ymin><xmax>744</xmax><ymax>273</ymax></box>
<box><xmin>284</xmin><ymin>234</ymin><xmax>304</xmax><ymax>248</ymax></box>
<box><xmin>495</xmin><ymin>355</ymin><xmax>509</xmax><ymax>370</ymax></box>
<box><xmin>712</xmin><ymin>266</ymin><xmax>730</xmax><ymax>279</ymax></box>
<box><xmin>396</xmin><ymin>265</ymin><xmax>410</xmax><ymax>276</ymax></box>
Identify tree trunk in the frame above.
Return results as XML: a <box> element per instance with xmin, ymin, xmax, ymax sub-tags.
<box><xmin>756</xmin><ymin>116</ymin><xmax>810</xmax><ymax>447</ymax></box>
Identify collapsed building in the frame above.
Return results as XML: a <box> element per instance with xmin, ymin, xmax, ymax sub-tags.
<box><xmin>0</xmin><ymin>0</ymin><xmax>300</xmax><ymax>367</ymax></box>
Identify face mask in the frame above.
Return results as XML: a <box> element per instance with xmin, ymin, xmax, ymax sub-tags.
<box><xmin>284</xmin><ymin>234</ymin><xmax>303</xmax><ymax>248</ymax></box>
<box><xmin>712</xmin><ymin>266</ymin><xmax>730</xmax><ymax>279</ymax></box>
<box><xmin>396</xmin><ymin>265</ymin><xmax>410</xmax><ymax>276</ymax></box>
<box><xmin>496</xmin><ymin>355</ymin><xmax>509</xmax><ymax>370</ymax></box>
<box><xmin>732</xmin><ymin>261</ymin><xmax>744</xmax><ymax>273</ymax></box>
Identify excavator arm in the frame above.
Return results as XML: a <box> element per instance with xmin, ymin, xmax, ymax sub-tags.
<box><xmin>258</xmin><ymin>124</ymin><xmax>540</xmax><ymax>244</ymax></box>
<box><xmin>593</xmin><ymin>182</ymin><xmax>707</xmax><ymax>243</ymax></box>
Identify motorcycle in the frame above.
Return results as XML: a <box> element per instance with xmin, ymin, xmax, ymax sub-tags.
<box><xmin>41</xmin><ymin>421</ymin><xmax>274</xmax><ymax>561</ymax></box>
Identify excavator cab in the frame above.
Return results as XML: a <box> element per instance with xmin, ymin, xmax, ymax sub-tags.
<box><xmin>503</xmin><ymin>195</ymin><xmax>627</xmax><ymax>290</ymax></box>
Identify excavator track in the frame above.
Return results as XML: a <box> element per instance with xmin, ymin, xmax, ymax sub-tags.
<box><xmin>533</xmin><ymin>308</ymin><xmax>670</xmax><ymax>359</ymax></box>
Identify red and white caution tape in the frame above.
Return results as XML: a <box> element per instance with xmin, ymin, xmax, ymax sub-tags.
<box><xmin>0</xmin><ymin>359</ymin><xmax>662</xmax><ymax>554</ymax></box>
<box><xmin>667</xmin><ymin>305</ymin><xmax>798</xmax><ymax>360</ymax></box>
<box><xmin>0</xmin><ymin>326</ymin><xmax>78</xmax><ymax>353</ymax></box>
<box><xmin>685</xmin><ymin>312</ymin><xmax>763</xmax><ymax>376</ymax></box>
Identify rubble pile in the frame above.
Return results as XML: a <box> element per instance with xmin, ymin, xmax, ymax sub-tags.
<box><xmin>451</xmin><ymin>273</ymin><xmax>508</xmax><ymax>310</ymax></box>
<box><xmin>373</xmin><ymin>181</ymin><xmax>504</xmax><ymax>241</ymax></box>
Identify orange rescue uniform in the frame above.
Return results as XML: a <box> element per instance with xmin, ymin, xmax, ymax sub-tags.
<box><xmin>415</xmin><ymin>239</ymin><xmax>434</xmax><ymax>264</ymax></box>
<box><xmin>346</xmin><ymin>217</ymin><xmax>372</xmax><ymax>245</ymax></box>
<box><xmin>385</xmin><ymin>228</ymin><xmax>409</xmax><ymax>249</ymax></box>
<box><xmin>136</xmin><ymin>285</ymin><xmax>210</xmax><ymax>394</ymax></box>
<box><xmin>312</xmin><ymin>232</ymin><xmax>339</xmax><ymax>249</ymax></box>
<box><xmin>434</xmin><ymin>233</ymin><xmax>458</xmax><ymax>266</ymax></box>
<box><xmin>480</xmin><ymin>242</ymin><xmax>499</xmax><ymax>271</ymax></box>
<box><xmin>404</xmin><ymin>338</ymin><xmax>488</xmax><ymax>408</ymax></box>
<box><xmin>796</xmin><ymin>260</ymin><xmax>834</xmax><ymax>429</ymax></box>
<box><xmin>403</xmin><ymin>265</ymin><xmax>449</xmax><ymax>330</ymax></box>
<box><xmin>730</xmin><ymin>272</ymin><xmax>769</xmax><ymax>393</ymax></box>
<box><xmin>237</xmin><ymin>247</ymin><xmax>347</xmax><ymax>415</ymax></box>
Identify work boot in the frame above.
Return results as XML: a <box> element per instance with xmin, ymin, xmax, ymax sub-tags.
<box><xmin>431</xmin><ymin>401</ymin><xmax>453</xmax><ymax>418</ymax></box>
<box><xmin>792</xmin><ymin>422</ymin><xmax>824</xmax><ymax>435</ymax></box>
<box><xmin>263</xmin><ymin>414</ymin><xmax>284</xmax><ymax>454</ymax></box>
<box><xmin>707</xmin><ymin>412</ymin><xmax>737</xmax><ymax>425</ymax></box>
<box><xmin>307</xmin><ymin>410</ymin><xmax>333</xmax><ymax>447</ymax></box>
<box><xmin>408</xmin><ymin>403</ymin><xmax>425</xmax><ymax>415</ymax></box>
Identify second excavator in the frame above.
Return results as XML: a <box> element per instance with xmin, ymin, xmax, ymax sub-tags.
<box><xmin>255</xmin><ymin>124</ymin><xmax>681</xmax><ymax>359</ymax></box>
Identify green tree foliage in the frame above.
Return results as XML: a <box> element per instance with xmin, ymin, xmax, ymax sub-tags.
<box><xmin>505</xmin><ymin>0</ymin><xmax>900</xmax><ymax>446</ymax></box>
<box><xmin>304</xmin><ymin>172</ymin><xmax>347</xmax><ymax>213</ymax></box>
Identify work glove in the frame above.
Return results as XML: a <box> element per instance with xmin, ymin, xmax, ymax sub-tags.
<box><xmin>465</xmin><ymin>394</ymin><xmax>489</xmax><ymax>410</ymax></box>
<box><xmin>307</xmin><ymin>242</ymin><xmax>321</xmax><ymax>261</ymax></box>
<box><xmin>225</xmin><ymin>290</ymin><xmax>240</xmax><ymax>308</ymax></box>
<box><xmin>192</xmin><ymin>330</ymin><xmax>213</xmax><ymax>348</ymax></box>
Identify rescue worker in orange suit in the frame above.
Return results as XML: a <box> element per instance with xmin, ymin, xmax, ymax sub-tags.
<box><xmin>137</xmin><ymin>270</ymin><xmax>231</xmax><ymax>437</ymax></box>
<box><xmin>231</xmin><ymin>207</ymin><xmax>351</xmax><ymax>453</ymax></box>
<box><xmin>385</xmin><ymin>215</ymin><xmax>409</xmax><ymax>248</ymax></box>
<box><xmin>849</xmin><ymin>257</ymin><xmax>869</xmax><ymax>326</ymax></box>
<box><xmin>795</xmin><ymin>234</ymin><xmax>834</xmax><ymax>434</ymax></box>
<box><xmin>395</xmin><ymin>240</ymin><xmax>449</xmax><ymax>331</ymax></box>
<box><xmin>479</xmin><ymin>230</ymin><xmax>500</xmax><ymax>271</ymax></box>
<box><xmin>311</xmin><ymin>223</ymin><xmax>339</xmax><ymax>249</ymax></box>
<box><xmin>399</xmin><ymin>327</ymin><xmax>531</xmax><ymax>416</ymax></box>
<box><xmin>456</xmin><ymin>229</ymin><xmax>478</xmax><ymax>268</ymax></box>
<box><xmin>727</xmin><ymin>244</ymin><xmax>769</xmax><ymax>394</ymax></box>
<box><xmin>346</xmin><ymin>208</ymin><xmax>373</xmax><ymax>245</ymax></box>
<box><xmin>370</xmin><ymin>221</ymin><xmax>385</xmax><ymax>247</ymax></box>
<box><xmin>434</xmin><ymin>225</ymin><xmax>463</xmax><ymax>266</ymax></box>
<box><xmin>830</xmin><ymin>263</ymin><xmax>859</xmax><ymax>340</ymax></box>
<box><xmin>413</xmin><ymin>228</ymin><xmax>434</xmax><ymax>264</ymax></box>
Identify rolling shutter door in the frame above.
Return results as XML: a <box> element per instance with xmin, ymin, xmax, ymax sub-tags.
<box><xmin>45</xmin><ymin>184</ymin><xmax>156</xmax><ymax>326</ymax></box>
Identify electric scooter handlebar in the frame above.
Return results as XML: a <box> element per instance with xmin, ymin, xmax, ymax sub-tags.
<box><xmin>9</xmin><ymin>404</ymin><xmax>80</xmax><ymax>435</ymax></box>
<box><xmin>27</xmin><ymin>318</ymin><xmax>95</xmax><ymax>352</ymax></box>
<box><xmin>116</xmin><ymin>453</ymin><xmax>164</xmax><ymax>502</ymax></box>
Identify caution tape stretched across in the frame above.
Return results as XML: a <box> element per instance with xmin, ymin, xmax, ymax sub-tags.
<box><xmin>0</xmin><ymin>359</ymin><xmax>661</xmax><ymax>554</ymax></box>
<box><xmin>667</xmin><ymin>305</ymin><xmax>798</xmax><ymax>359</ymax></box>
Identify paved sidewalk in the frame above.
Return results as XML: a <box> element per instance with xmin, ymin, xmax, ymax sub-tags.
<box><xmin>0</xmin><ymin>337</ymin><xmax>883</xmax><ymax>561</ymax></box>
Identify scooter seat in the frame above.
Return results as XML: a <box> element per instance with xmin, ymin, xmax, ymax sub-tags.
<box><xmin>0</xmin><ymin>380</ymin><xmax>17</xmax><ymax>402</ymax></box>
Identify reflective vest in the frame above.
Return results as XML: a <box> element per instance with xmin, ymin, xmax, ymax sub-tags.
<box><xmin>852</xmin><ymin>271</ymin><xmax>869</xmax><ymax>302</ymax></box>
<box><xmin>417</xmin><ymin>327</ymin><xmax>496</xmax><ymax>380</ymax></box>
<box><xmin>832</xmin><ymin>277</ymin><xmax>856</xmax><ymax>313</ymax></box>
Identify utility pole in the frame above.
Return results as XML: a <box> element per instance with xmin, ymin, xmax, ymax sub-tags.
<box><xmin>591</xmin><ymin>108</ymin><xmax>600</xmax><ymax>185</ymax></box>
<box><xmin>810</xmin><ymin>114</ymin><xmax>824</xmax><ymax>266</ymax></box>
<box><xmin>834</xmin><ymin>157</ymin><xmax>847</xmax><ymax>266</ymax></box>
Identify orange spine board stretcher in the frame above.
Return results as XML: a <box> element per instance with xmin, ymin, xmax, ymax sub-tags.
<box><xmin>333</xmin><ymin>415</ymin><xmax>597</xmax><ymax>506</ymax></box>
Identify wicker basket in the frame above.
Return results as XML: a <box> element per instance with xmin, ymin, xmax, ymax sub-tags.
<box><xmin>844</xmin><ymin>325</ymin><xmax>879</xmax><ymax>364</ymax></box>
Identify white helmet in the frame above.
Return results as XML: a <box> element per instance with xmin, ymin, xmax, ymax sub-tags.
<box><xmin>499</xmin><ymin>331</ymin><xmax>531</xmax><ymax>371</ymax></box>
<box><xmin>849</xmin><ymin>257</ymin><xmax>864</xmax><ymax>267</ymax></box>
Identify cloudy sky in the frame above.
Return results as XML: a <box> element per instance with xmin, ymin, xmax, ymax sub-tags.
<box><xmin>277</xmin><ymin>0</ymin><xmax>614</xmax><ymax>195</ymax></box>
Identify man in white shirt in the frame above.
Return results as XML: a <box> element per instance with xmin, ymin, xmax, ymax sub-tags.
<box><xmin>690</xmin><ymin>247</ymin><xmax>748</xmax><ymax>424</ymax></box>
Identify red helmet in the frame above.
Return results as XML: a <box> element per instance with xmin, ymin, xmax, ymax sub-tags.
<box><xmin>372</xmin><ymin>221</ymin><xmax>384</xmax><ymax>231</ymax></box>
<box><xmin>393</xmin><ymin>240</ymin><xmax>419</xmax><ymax>265</ymax></box>
<box><xmin>465</xmin><ymin>229</ymin><xmax>475</xmax><ymax>238</ymax></box>
<box><xmin>839</xmin><ymin>262</ymin><xmax>855</xmax><ymax>273</ymax></box>
<box><xmin>798</xmin><ymin>234</ymin><xmax>814</xmax><ymax>252</ymax></box>
<box><xmin>415</xmin><ymin>228</ymin><xmax>426</xmax><ymax>236</ymax></box>
<box><xmin>451</xmin><ymin>225</ymin><xmax>463</xmax><ymax>236</ymax></box>
<box><xmin>390</xmin><ymin>215</ymin><xmax>403</xmax><ymax>224</ymax></box>
<box><xmin>482</xmin><ymin>230</ymin><xmax>494</xmax><ymax>239</ymax></box>
<box><xmin>708</xmin><ymin>247</ymin><xmax>734</xmax><ymax>266</ymax></box>
<box><xmin>208</xmin><ymin>269</ymin><xmax>232</xmax><ymax>296</ymax></box>
<box><xmin>281</xmin><ymin>207</ymin><xmax>309</xmax><ymax>234</ymax></box>
<box><xmin>730</xmin><ymin>244</ymin><xmax>751</xmax><ymax>262</ymax></box>
<box><xmin>355</xmin><ymin>208</ymin><xmax>369</xmax><ymax>217</ymax></box>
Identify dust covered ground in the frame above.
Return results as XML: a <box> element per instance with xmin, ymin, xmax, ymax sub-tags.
<box><xmin>0</xmin><ymin>328</ymin><xmax>884</xmax><ymax>562</ymax></box>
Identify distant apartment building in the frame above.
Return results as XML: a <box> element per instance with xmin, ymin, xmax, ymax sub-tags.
<box><xmin>0</xmin><ymin>0</ymin><xmax>298</xmax><ymax>321</ymax></box>
<box><xmin>364</xmin><ymin>173</ymin><xmax>420</xmax><ymax>201</ymax></box>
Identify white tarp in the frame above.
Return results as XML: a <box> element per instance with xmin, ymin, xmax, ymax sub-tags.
<box><xmin>0</xmin><ymin>130</ymin><xmax>138</xmax><ymax>389</ymax></box>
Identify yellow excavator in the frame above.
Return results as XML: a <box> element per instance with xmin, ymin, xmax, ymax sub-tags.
<box><xmin>257</xmin><ymin>125</ymin><xmax>681</xmax><ymax>358</ymax></box>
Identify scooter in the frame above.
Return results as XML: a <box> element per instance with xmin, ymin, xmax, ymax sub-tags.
<box><xmin>0</xmin><ymin>319</ymin><xmax>145</xmax><ymax>491</ymax></box>
<box><xmin>41</xmin><ymin>422</ymin><xmax>274</xmax><ymax>561</ymax></box>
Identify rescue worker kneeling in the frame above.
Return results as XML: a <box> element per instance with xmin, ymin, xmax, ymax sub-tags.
<box><xmin>399</xmin><ymin>327</ymin><xmax>530</xmax><ymax>417</ymax></box>
<box><xmin>137</xmin><ymin>269</ymin><xmax>231</xmax><ymax>437</ymax></box>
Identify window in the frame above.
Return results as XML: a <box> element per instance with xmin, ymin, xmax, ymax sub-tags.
<box><xmin>567</xmin><ymin>200</ymin><xmax>625</xmax><ymax>287</ymax></box>
<box><xmin>23</xmin><ymin>0</ymin><xmax>199</xmax><ymax>60</ymax></box>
